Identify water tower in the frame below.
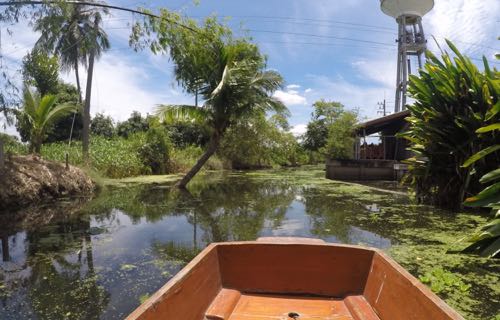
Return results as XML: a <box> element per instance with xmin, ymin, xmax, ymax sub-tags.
<box><xmin>380</xmin><ymin>0</ymin><xmax>434</xmax><ymax>112</ymax></box>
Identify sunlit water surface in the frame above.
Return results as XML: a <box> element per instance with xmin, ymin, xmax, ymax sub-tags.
<box><xmin>0</xmin><ymin>168</ymin><xmax>498</xmax><ymax>319</ymax></box>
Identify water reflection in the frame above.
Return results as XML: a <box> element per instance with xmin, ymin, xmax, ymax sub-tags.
<box><xmin>1</xmin><ymin>171</ymin><xmax>492</xmax><ymax>319</ymax></box>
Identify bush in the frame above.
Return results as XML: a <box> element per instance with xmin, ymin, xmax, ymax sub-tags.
<box><xmin>325</xmin><ymin>110</ymin><xmax>358</xmax><ymax>159</ymax></box>
<box><xmin>39</xmin><ymin>135</ymin><xmax>147</xmax><ymax>178</ymax></box>
<box><xmin>170</xmin><ymin>145</ymin><xmax>224</xmax><ymax>173</ymax></box>
<box><xmin>91</xmin><ymin>113</ymin><xmax>115</xmax><ymax>138</ymax></box>
<box><xmin>138</xmin><ymin>126</ymin><xmax>171</xmax><ymax>174</ymax></box>
<box><xmin>116</xmin><ymin>111</ymin><xmax>149</xmax><ymax>138</ymax></box>
<box><xmin>1</xmin><ymin>133</ymin><xmax>27</xmax><ymax>157</ymax></box>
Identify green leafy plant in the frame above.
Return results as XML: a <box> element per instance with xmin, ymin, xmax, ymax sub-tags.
<box><xmin>138</xmin><ymin>126</ymin><xmax>171</xmax><ymax>175</ymax></box>
<box><xmin>461</xmin><ymin>120</ymin><xmax>500</xmax><ymax>258</ymax></box>
<box><xmin>133</xmin><ymin>14</ymin><xmax>286</xmax><ymax>188</ymax></box>
<box><xmin>35</xmin><ymin>1</ymin><xmax>110</xmax><ymax>159</ymax></box>
<box><xmin>419</xmin><ymin>267</ymin><xmax>471</xmax><ymax>295</ymax></box>
<box><xmin>402</xmin><ymin>40</ymin><xmax>499</xmax><ymax>209</ymax></box>
<box><xmin>21</xmin><ymin>86</ymin><xmax>76</xmax><ymax>154</ymax></box>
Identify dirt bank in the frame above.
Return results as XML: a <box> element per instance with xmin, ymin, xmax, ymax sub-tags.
<box><xmin>0</xmin><ymin>155</ymin><xmax>95</xmax><ymax>210</ymax></box>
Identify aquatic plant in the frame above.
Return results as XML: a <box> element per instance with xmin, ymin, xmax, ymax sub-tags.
<box><xmin>419</xmin><ymin>267</ymin><xmax>471</xmax><ymax>295</ymax></box>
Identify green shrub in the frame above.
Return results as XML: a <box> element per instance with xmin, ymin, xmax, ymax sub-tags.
<box><xmin>1</xmin><ymin>133</ymin><xmax>27</xmax><ymax>154</ymax></box>
<box><xmin>170</xmin><ymin>145</ymin><xmax>224</xmax><ymax>173</ymax></box>
<box><xmin>138</xmin><ymin>126</ymin><xmax>171</xmax><ymax>174</ymax></box>
<box><xmin>40</xmin><ymin>135</ymin><xmax>147</xmax><ymax>178</ymax></box>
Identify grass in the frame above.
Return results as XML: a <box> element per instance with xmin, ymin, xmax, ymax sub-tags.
<box><xmin>5</xmin><ymin>135</ymin><xmax>226</xmax><ymax>179</ymax></box>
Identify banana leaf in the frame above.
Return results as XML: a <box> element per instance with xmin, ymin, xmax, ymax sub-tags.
<box><xmin>462</xmin><ymin>145</ymin><xmax>500</xmax><ymax>168</ymax></box>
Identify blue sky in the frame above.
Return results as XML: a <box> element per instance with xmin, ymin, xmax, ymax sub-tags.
<box><xmin>2</xmin><ymin>0</ymin><xmax>499</xmax><ymax>136</ymax></box>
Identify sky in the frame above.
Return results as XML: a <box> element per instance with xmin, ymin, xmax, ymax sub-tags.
<box><xmin>1</xmin><ymin>0</ymin><xmax>499</xmax><ymax>137</ymax></box>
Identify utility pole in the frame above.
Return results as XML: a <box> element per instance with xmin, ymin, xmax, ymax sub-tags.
<box><xmin>377</xmin><ymin>100</ymin><xmax>387</xmax><ymax>117</ymax></box>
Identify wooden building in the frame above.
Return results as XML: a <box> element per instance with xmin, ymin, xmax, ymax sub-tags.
<box><xmin>326</xmin><ymin>111</ymin><xmax>411</xmax><ymax>181</ymax></box>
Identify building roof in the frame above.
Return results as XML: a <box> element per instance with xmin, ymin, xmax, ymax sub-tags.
<box><xmin>356</xmin><ymin>110</ymin><xmax>410</xmax><ymax>135</ymax></box>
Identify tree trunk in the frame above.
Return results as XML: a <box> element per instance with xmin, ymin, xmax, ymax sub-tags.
<box><xmin>176</xmin><ymin>135</ymin><xmax>221</xmax><ymax>189</ymax></box>
<box><xmin>82</xmin><ymin>51</ymin><xmax>95</xmax><ymax>163</ymax></box>
<box><xmin>74</xmin><ymin>61</ymin><xmax>83</xmax><ymax>104</ymax></box>
<box><xmin>1</xmin><ymin>235</ymin><xmax>9</xmax><ymax>262</ymax></box>
<box><xmin>0</xmin><ymin>139</ymin><xmax>4</xmax><ymax>171</ymax></box>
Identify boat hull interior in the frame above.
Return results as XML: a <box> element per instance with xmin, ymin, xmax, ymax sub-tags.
<box><xmin>126</xmin><ymin>238</ymin><xmax>463</xmax><ymax>320</ymax></box>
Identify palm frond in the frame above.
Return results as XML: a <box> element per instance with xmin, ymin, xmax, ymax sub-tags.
<box><xmin>37</xmin><ymin>94</ymin><xmax>59</xmax><ymax>126</ymax></box>
<box><xmin>155</xmin><ymin>104</ymin><xmax>209</xmax><ymax>124</ymax></box>
<box><xmin>41</xmin><ymin>103</ymin><xmax>77</xmax><ymax>129</ymax></box>
<box><xmin>22</xmin><ymin>86</ymin><xmax>37</xmax><ymax>120</ymax></box>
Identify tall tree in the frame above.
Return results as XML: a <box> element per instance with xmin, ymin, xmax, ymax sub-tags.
<box><xmin>34</xmin><ymin>1</ymin><xmax>110</xmax><ymax>160</ymax></box>
<box><xmin>21</xmin><ymin>86</ymin><xmax>76</xmax><ymax>154</ymax></box>
<box><xmin>22</xmin><ymin>49</ymin><xmax>59</xmax><ymax>96</ymax></box>
<box><xmin>132</xmin><ymin>14</ymin><xmax>286</xmax><ymax>188</ymax></box>
<box><xmin>303</xmin><ymin>100</ymin><xmax>346</xmax><ymax>153</ymax></box>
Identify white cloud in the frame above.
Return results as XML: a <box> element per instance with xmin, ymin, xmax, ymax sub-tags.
<box><xmin>290</xmin><ymin>124</ymin><xmax>307</xmax><ymax>137</ymax></box>
<box><xmin>60</xmin><ymin>52</ymin><xmax>191</xmax><ymax>121</ymax></box>
<box><xmin>351</xmin><ymin>58</ymin><xmax>396</xmax><ymax>89</ymax></box>
<box><xmin>286</xmin><ymin>84</ymin><xmax>301</xmax><ymax>90</ymax></box>
<box><xmin>273</xmin><ymin>90</ymin><xmax>307</xmax><ymax>106</ymax></box>
<box><xmin>303</xmin><ymin>74</ymin><xmax>389</xmax><ymax>120</ymax></box>
<box><xmin>426</xmin><ymin>0</ymin><xmax>499</xmax><ymax>57</ymax></box>
<box><xmin>304</xmin><ymin>88</ymin><xmax>313</xmax><ymax>93</ymax></box>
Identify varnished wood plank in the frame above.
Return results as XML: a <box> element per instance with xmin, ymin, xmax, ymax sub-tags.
<box><xmin>218</xmin><ymin>243</ymin><xmax>374</xmax><ymax>297</ymax></box>
<box><xmin>229</xmin><ymin>294</ymin><xmax>353</xmax><ymax>320</ymax></box>
<box><xmin>206</xmin><ymin>288</ymin><xmax>242</xmax><ymax>320</ymax></box>
<box><xmin>126</xmin><ymin>244</ymin><xmax>222</xmax><ymax>320</ymax></box>
<box><xmin>344</xmin><ymin>295</ymin><xmax>380</xmax><ymax>320</ymax></box>
<box><xmin>363</xmin><ymin>252</ymin><xmax>464</xmax><ymax>320</ymax></box>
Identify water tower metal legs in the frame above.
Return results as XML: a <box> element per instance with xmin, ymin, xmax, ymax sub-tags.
<box><xmin>394</xmin><ymin>15</ymin><xmax>426</xmax><ymax>113</ymax></box>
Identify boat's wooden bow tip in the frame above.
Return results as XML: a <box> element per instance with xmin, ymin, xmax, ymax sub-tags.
<box><xmin>256</xmin><ymin>237</ymin><xmax>325</xmax><ymax>244</ymax></box>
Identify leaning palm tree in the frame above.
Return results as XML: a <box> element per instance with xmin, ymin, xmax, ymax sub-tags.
<box><xmin>34</xmin><ymin>1</ymin><xmax>110</xmax><ymax>160</ymax></box>
<box><xmin>157</xmin><ymin>41</ymin><xmax>287</xmax><ymax>188</ymax></box>
<box><xmin>21</xmin><ymin>86</ymin><xmax>77</xmax><ymax>154</ymax></box>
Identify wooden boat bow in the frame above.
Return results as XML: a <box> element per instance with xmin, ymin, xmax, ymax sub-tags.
<box><xmin>126</xmin><ymin>238</ymin><xmax>464</xmax><ymax>320</ymax></box>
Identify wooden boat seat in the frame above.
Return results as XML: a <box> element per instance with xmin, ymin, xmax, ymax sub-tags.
<box><xmin>345</xmin><ymin>296</ymin><xmax>380</xmax><ymax>320</ymax></box>
<box><xmin>205</xmin><ymin>289</ymin><xmax>241</xmax><ymax>320</ymax></box>
<box><xmin>206</xmin><ymin>290</ymin><xmax>381</xmax><ymax>320</ymax></box>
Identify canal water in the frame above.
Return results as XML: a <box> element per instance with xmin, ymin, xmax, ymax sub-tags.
<box><xmin>0</xmin><ymin>168</ymin><xmax>498</xmax><ymax>319</ymax></box>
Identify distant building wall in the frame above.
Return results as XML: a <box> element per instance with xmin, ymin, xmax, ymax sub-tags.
<box><xmin>325</xmin><ymin>159</ymin><xmax>398</xmax><ymax>181</ymax></box>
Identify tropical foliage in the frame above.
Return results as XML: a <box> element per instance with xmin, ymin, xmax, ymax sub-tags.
<box><xmin>22</xmin><ymin>49</ymin><xmax>59</xmax><ymax>96</ymax></box>
<box><xmin>132</xmin><ymin>13</ymin><xmax>286</xmax><ymax>187</ymax></box>
<box><xmin>34</xmin><ymin>0</ymin><xmax>110</xmax><ymax>159</ymax></box>
<box><xmin>220</xmin><ymin>113</ymin><xmax>306</xmax><ymax>169</ymax></box>
<box><xmin>138</xmin><ymin>125</ymin><xmax>172</xmax><ymax>175</ymax></box>
<box><xmin>116</xmin><ymin>111</ymin><xmax>150</xmax><ymax>138</ymax></box>
<box><xmin>91</xmin><ymin>113</ymin><xmax>115</xmax><ymax>138</ymax></box>
<box><xmin>402</xmin><ymin>40</ymin><xmax>499</xmax><ymax>209</ymax></box>
<box><xmin>20</xmin><ymin>87</ymin><xmax>76</xmax><ymax>153</ymax></box>
<box><xmin>17</xmin><ymin>51</ymin><xmax>82</xmax><ymax>143</ymax></box>
<box><xmin>324</xmin><ymin>109</ymin><xmax>358</xmax><ymax>159</ymax></box>
<box><xmin>303</xmin><ymin>100</ymin><xmax>345</xmax><ymax>153</ymax></box>
<box><xmin>302</xmin><ymin>100</ymin><xmax>358</xmax><ymax>161</ymax></box>
<box><xmin>460</xmin><ymin>118</ymin><xmax>500</xmax><ymax>257</ymax></box>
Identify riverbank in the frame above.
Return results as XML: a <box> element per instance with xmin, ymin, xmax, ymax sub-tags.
<box><xmin>0</xmin><ymin>155</ymin><xmax>95</xmax><ymax>210</ymax></box>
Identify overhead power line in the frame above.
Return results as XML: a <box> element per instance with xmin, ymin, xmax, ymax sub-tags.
<box><xmin>0</xmin><ymin>0</ymin><xmax>200</xmax><ymax>34</ymax></box>
<box><xmin>209</xmin><ymin>15</ymin><xmax>395</xmax><ymax>31</ymax></box>
<box><xmin>247</xmin><ymin>29</ymin><xmax>396</xmax><ymax>47</ymax></box>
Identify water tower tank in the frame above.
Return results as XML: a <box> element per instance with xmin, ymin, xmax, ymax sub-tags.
<box><xmin>380</xmin><ymin>0</ymin><xmax>434</xmax><ymax>18</ymax></box>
